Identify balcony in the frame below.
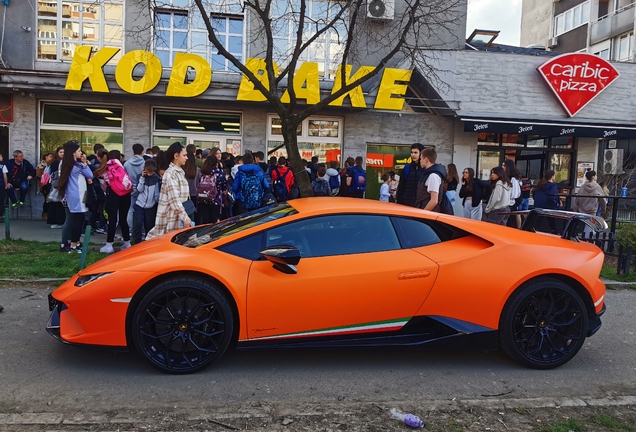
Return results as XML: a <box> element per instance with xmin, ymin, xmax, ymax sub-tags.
<box><xmin>590</xmin><ymin>2</ymin><xmax>636</xmax><ymax>45</ymax></box>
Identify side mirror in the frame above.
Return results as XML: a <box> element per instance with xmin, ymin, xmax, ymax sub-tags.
<box><xmin>259</xmin><ymin>246</ymin><xmax>301</xmax><ymax>274</ymax></box>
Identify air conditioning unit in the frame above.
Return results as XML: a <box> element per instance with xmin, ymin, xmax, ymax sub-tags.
<box><xmin>367</xmin><ymin>0</ymin><xmax>394</xmax><ymax>20</ymax></box>
<box><xmin>547</xmin><ymin>37</ymin><xmax>558</xmax><ymax>48</ymax></box>
<box><xmin>604</xmin><ymin>148</ymin><xmax>624</xmax><ymax>175</ymax></box>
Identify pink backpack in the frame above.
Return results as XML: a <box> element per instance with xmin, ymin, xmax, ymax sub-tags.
<box><xmin>107</xmin><ymin>161</ymin><xmax>133</xmax><ymax>196</ymax></box>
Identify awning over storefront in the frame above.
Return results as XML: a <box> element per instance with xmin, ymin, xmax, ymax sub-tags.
<box><xmin>462</xmin><ymin>117</ymin><xmax>636</xmax><ymax>139</ymax></box>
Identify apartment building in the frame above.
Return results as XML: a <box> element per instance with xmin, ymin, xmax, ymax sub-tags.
<box><xmin>521</xmin><ymin>0</ymin><xmax>635</xmax><ymax>61</ymax></box>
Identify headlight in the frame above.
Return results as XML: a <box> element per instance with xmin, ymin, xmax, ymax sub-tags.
<box><xmin>74</xmin><ymin>272</ymin><xmax>113</xmax><ymax>287</ymax></box>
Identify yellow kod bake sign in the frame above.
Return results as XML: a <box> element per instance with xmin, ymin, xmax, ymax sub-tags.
<box><xmin>65</xmin><ymin>46</ymin><xmax>412</xmax><ymax>110</ymax></box>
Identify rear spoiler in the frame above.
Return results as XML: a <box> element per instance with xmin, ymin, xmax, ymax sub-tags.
<box><xmin>507</xmin><ymin>209</ymin><xmax>608</xmax><ymax>240</ymax></box>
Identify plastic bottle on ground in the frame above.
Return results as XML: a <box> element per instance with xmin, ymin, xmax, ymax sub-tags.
<box><xmin>389</xmin><ymin>408</ymin><xmax>424</xmax><ymax>428</ymax></box>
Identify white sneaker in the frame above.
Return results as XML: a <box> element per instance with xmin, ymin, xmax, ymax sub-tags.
<box><xmin>99</xmin><ymin>243</ymin><xmax>115</xmax><ymax>254</ymax></box>
<box><xmin>50</xmin><ymin>224</ymin><xmax>63</xmax><ymax>229</ymax></box>
<box><xmin>120</xmin><ymin>241</ymin><xmax>131</xmax><ymax>251</ymax></box>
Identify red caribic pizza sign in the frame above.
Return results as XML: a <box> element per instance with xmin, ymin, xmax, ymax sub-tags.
<box><xmin>537</xmin><ymin>53</ymin><xmax>619</xmax><ymax>117</ymax></box>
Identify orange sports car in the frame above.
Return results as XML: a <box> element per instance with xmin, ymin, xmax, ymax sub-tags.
<box><xmin>47</xmin><ymin>198</ymin><xmax>607</xmax><ymax>373</ymax></box>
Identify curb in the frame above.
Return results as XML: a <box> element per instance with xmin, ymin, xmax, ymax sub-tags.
<box><xmin>1</xmin><ymin>395</ymin><xmax>634</xmax><ymax>426</ymax></box>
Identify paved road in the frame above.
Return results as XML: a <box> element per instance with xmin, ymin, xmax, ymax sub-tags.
<box><xmin>0</xmin><ymin>286</ymin><xmax>635</xmax><ymax>416</ymax></box>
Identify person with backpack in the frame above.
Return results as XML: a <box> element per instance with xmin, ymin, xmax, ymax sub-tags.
<box><xmin>146</xmin><ymin>142</ymin><xmax>192</xmax><ymax>240</ymax></box>
<box><xmin>325</xmin><ymin>161</ymin><xmax>340</xmax><ymax>196</ymax></box>
<box><xmin>346</xmin><ymin>156</ymin><xmax>366</xmax><ymax>198</ymax></box>
<box><xmin>57</xmin><ymin>141</ymin><xmax>94</xmax><ymax>253</ymax></box>
<box><xmin>414</xmin><ymin>147</ymin><xmax>450</xmax><ymax>213</ymax></box>
<box><xmin>338</xmin><ymin>157</ymin><xmax>355</xmax><ymax>197</ymax></box>
<box><xmin>232</xmin><ymin>152</ymin><xmax>270</xmax><ymax>215</ymax></box>
<box><xmin>196</xmin><ymin>151</ymin><xmax>228</xmax><ymax>224</ymax></box>
<box><xmin>271</xmin><ymin>156</ymin><xmax>296</xmax><ymax>202</ymax></box>
<box><xmin>311</xmin><ymin>166</ymin><xmax>331</xmax><ymax>197</ymax></box>
<box><xmin>132</xmin><ymin>159</ymin><xmax>162</xmax><ymax>244</ymax></box>
<box><xmin>100</xmin><ymin>149</ymin><xmax>133</xmax><ymax>253</ymax></box>
<box><xmin>396</xmin><ymin>143</ymin><xmax>424</xmax><ymax>207</ymax></box>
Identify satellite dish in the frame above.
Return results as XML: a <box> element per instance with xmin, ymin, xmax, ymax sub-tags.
<box><xmin>368</xmin><ymin>0</ymin><xmax>386</xmax><ymax>17</ymax></box>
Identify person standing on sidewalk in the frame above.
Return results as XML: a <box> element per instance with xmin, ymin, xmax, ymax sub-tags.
<box><xmin>396</xmin><ymin>143</ymin><xmax>424</xmax><ymax>207</ymax></box>
<box><xmin>57</xmin><ymin>141</ymin><xmax>94</xmax><ymax>253</ymax></box>
<box><xmin>100</xmin><ymin>150</ymin><xmax>133</xmax><ymax>254</ymax></box>
<box><xmin>0</xmin><ymin>153</ymin><xmax>8</xmax><ymax>223</ymax></box>
<box><xmin>573</xmin><ymin>170</ymin><xmax>606</xmax><ymax>216</ymax></box>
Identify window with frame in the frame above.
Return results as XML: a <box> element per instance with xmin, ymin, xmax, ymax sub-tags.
<box><xmin>271</xmin><ymin>0</ymin><xmax>347</xmax><ymax>79</ymax></box>
<box><xmin>267</xmin><ymin>114</ymin><xmax>342</xmax><ymax>163</ymax></box>
<box><xmin>264</xmin><ymin>215</ymin><xmax>401</xmax><ymax>258</ymax></box>
<box><xmin>154</xmin><ymin>0</ymin><xmax>244</xmax><ymax>71</ymax></box>
<box><xmin>37</xmin><ymin>0</ymin><xmax>124</xmax><ymax>62</ymax></box>
<box><xmin>554</xmin><ymin>1</ymin><xmax>590</xmax><ymax>36</ymax></box>
<box><xmin>616</xmin><ymin>32</ymin><xmax>634</xmax><ymax>61</ymax></box>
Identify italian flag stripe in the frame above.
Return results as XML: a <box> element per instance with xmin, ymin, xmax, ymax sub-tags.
<box><xmin>249</xmin><ymin>318</ymin><xmax>409</xmax><ymax>341</ymax></box>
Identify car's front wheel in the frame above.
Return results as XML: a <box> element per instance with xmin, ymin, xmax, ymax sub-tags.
<box><xmin>500</xmin><ymin>278</ymin><xmax>589</xmax><ymax>369</ymax></box>
<box><xmin>132</xmin><ymin>277</ymin><xmax>234</xmax><ymax>374</ymax></box>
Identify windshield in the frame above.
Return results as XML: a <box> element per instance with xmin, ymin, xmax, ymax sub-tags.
<box><xmin>172</xmin><ymin>203</ymin><xmax>297</xmax><ymax>248</ymax></box>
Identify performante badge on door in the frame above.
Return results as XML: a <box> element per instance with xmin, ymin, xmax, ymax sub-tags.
<box><xmin>537</xmin><ymin>53</ymin><xmax>619</xmax><ymax>117</ymax></box>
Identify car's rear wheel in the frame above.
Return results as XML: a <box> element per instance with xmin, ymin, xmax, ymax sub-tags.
<box><xmin>499</xmin><ymin>278</ymin><xmax>588</xmax><ymax>369</ymax></box>
<box><xmin>131</xmin><ymin>277</ymin><xmax>234</xmax><ymax>374</ymax></box>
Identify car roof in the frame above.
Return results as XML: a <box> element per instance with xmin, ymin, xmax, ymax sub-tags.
<box><xmin>287</xmin><ymin>197</ymin><xmax>437</xmax><ymax>219</ymax></box>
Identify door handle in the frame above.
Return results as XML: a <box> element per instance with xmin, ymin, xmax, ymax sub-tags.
<box><xmin>397</xmin><ymin>270</ymin><xmax>431</xmax><ymax>280</ymax></box>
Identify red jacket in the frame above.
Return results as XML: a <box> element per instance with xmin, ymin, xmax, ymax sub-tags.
<box><xmin>271</xmin><ymin>166</ymin><xmax>295</xmax><ymax>193</ymax></box>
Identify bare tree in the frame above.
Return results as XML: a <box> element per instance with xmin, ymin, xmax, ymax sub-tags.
<box><xmin>142</xmin><ymin>0</ymin><xmax>464</xmax><ymax>195</ymax></box>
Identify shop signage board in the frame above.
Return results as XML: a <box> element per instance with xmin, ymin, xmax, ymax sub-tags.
<box><xmin>576</xmin><ymin>162</ymin><xmax>595</xmax><ymax>188</ymax></box>
<box><xmin>64</xmin><ymin>46</ymin><xmax>413</xmax><ymax>111</ymax></box>
<box><xmin>462</xmin><ymin>119</ymin><xmax>636</xmax><ymax>139</ymax></box>
<box><xmin>537</xmin><ymin>53</ymin><xmax>619</xmax><ymax>117</ymax></box>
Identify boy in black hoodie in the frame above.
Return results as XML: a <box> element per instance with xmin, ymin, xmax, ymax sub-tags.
<box><xmin>396</xmin><ymin>143</ymin><xmax>424</xmax><ymax>207</ymax></box>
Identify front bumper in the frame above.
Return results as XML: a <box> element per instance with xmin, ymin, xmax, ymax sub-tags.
<box><xmin>587</xmin><ymin>302</ymin><xmax>606</xmax><ymax>337</ymax></box>
<box><xmin>46</xmin><ymin>294</ymin><xmax>67</xmax><ymax>343</ymax></box>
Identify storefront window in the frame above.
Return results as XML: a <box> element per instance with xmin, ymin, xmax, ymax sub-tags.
<box><xmin>478</xmin><ymin>150</ymin><xmax>500</xmax><ymax>180</ymax></box>
<box><xmin>478</xmin><ymin>133</ymin><xmax>498</xmax><ymax>146</ymax></box>
<box><xmin>267</xmin><ymin>115</ymin><xmax>342</xmax><ymax>162</ymax></box>
<box><xmin>551</xmin><ymin>136</ymin><xmax>573</xmax><ymax>149</ymax></box>
<box><xmin>527</xmin><ymin>137</ymin><xmax>547</xmax><ymax>148</ymax></box>
<box><xmin>270</xmin><ymin>118</ymin><xmax>302</xmax><ymax>136</ymax></box>
<box><xmin>155</xmin><ymin>110</ymin><xmax>241</xmax><ymax>134</ymax></box>
<box><xmin>550</xmin><ymin>153</ymin><xmax>572</xmax><ymax>184</ymax></box>
<box><xmin>40</xmin><ymin>103</ymin><xmax>123</xmax><ymax>157</ymax></box>
<box><xmin>501</xmin><ymin>134</ymin><xmax>525</xmax><ymax>147</ymax></box>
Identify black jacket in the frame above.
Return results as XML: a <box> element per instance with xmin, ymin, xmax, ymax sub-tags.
<box><xmin>6</xmin><ymin>159</ymin><xmax>35</xmax><ymax>186</ymax></box>
<box><xmin>396</xmin><ymin>162</ymin><xmax>422</xmax><ymax>207</ymax></box>
<box><xmin>459</xmin><ymin>178</ymin><xmax>492</xmax><ymax>208</ymax></box>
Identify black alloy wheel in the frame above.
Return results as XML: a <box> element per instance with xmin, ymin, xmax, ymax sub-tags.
<box><xmin>132</xmin><ymin>277</ymin><xmax>234</xmax><ymax>374</ymax></box>
<box><xmin>500</xmin><ymin>278</ymin><xmax>589</xmax><ymax>369</ymax></box>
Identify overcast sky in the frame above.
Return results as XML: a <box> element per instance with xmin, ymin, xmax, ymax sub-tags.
<box><xmin>466</xmin><ymin>0</ymin><xmax>523</xmax><ymax>46</ymax></box>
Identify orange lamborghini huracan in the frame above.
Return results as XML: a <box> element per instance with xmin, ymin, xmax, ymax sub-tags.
<box><xmin>47</xmin><ymin>198</ymin><xmax>607</xmax><ymax>374</ymax></box>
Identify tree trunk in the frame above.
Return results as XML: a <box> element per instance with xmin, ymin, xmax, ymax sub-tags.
<box><xmin>283</xmin><ymin>123</ymin><xmax>313</xmax><ymax>197</ymax></box>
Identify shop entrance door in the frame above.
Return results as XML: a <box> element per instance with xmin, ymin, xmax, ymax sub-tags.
<box><xmin>516</xmin><ymin>151</ymin><xmax>544</xmax><ymax>184</ymax></box>
<box><xmin>365</xmin><ymin>144</ymin><xmax>413</xmax><ymax>200</ymax></box>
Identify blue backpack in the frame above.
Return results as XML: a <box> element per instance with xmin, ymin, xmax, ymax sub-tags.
<box><xmin>349</xmin><ymin>166</ymin><xmax>366</xmax><ymax>194</ymax></box>
<box><xmin>240</xmin><ymin>171</ymin><xmax>264</xmax><ymax>210</ymax></box>
<box><xmin>272</xmin><ymin>168</ymin><xmax>289</xmax><ymax>202</ymax></box>
<box><xmin>328</xmin><ymin>173</ymin><xmax>340</xmax><ymax>194</ymax></box>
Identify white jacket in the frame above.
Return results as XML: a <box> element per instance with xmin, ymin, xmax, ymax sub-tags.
<box><xmin>485</xmin><ymin>180</ymin><xmax>511</xmax><ymax>214</ymax></box>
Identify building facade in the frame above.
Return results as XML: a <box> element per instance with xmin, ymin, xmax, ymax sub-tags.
<box><xmin>521</xmin><ymin>0</ymin><xmax>635</xmax><ymax>61</ymax></box>
<box><xmin>1</xmin><ymin>0</ymin><xmax>636</xmax><ymax>219</ymax></box>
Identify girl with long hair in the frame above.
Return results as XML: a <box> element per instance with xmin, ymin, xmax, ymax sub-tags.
<box><xmin>502</xmin><ymin>159</ymin><xmax>522</xmax><ymax>228</ymax></box>
<box><xmin>57</xmin><ymin>141</ymin><xmax>93</xmax><ymax>252</ymax></box>
<box><xmin>100</xmin><ymin>149</ymin><xmax>133</xmax><ymax>253</ymax></box>
<box><xmin>458</xmin><ymin>167</ymin><xmax>491</xmax><ymax>220</ymax></box>
<box><xmin>146</xmin><ymin>142</ymin><xmax>192</xmax><ymax>239</ymax></box>
<box><xmin>47</xmin><ymin>146</ymin><xmax>66</xmax><ymax>229</ymax></box>
<box><xmin>484</xmin><ymin>166</ymin><xmax>512</xmax><ymax>225</ymax></box>
<box><xmin>196</xmin><ymin>149</ymin><xmax>228</xmax><ymax>224</ymax></box>
<box><xmin>445</xmin><ymin>163</ymin><xmax>459</xmax><ymax>209</ymax></box>
<box><xmin>90</xmin><ymin>148</ymin><xmax>109</xmax><ymax>234</ymax></box>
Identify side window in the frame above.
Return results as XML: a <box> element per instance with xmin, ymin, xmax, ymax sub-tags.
<box><xmin>391</xmin><ymin>217</ymin><xmax>442</xmax><ymax>248</ymax></box>
<box><xmin>217</xmin><ymin>233</ymin><xmax>263</xmax><ymax>261</ymax></box>
<box><xmin>265</xmin><ymin>215</ymin><xmax>401</xmax><ymax>258</ymax></box>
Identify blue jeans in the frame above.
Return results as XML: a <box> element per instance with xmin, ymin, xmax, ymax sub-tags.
<box><xmin>518</xmin><ymin>198</ymin><xmax>529</xmax><ymax>211</ymax></box>
<box><xmin>133</xmin><ymin>203</ymin><xmax>157</xmax><ymax>244</ymax></box>
<box><xmin>8</xmin><ymin>180</ymin><xmax>29</xmax><ymax>204</ymax></box>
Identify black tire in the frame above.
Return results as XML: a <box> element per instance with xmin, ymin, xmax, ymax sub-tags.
<box><xmin>131</xmin><ymin>277</ymin><xmax>234</xmax><ymax>374</ymax></box>
<box><xmin>499</xmin><ymin>278</ymin><xmax>588</xmax><ymax>369</ymax></box>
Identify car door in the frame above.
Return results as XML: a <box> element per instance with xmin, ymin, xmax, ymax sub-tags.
<box><xmin>246</xmin><ymin>214</ymin><xmax>439</xmax><ymax>341</ymax></box>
